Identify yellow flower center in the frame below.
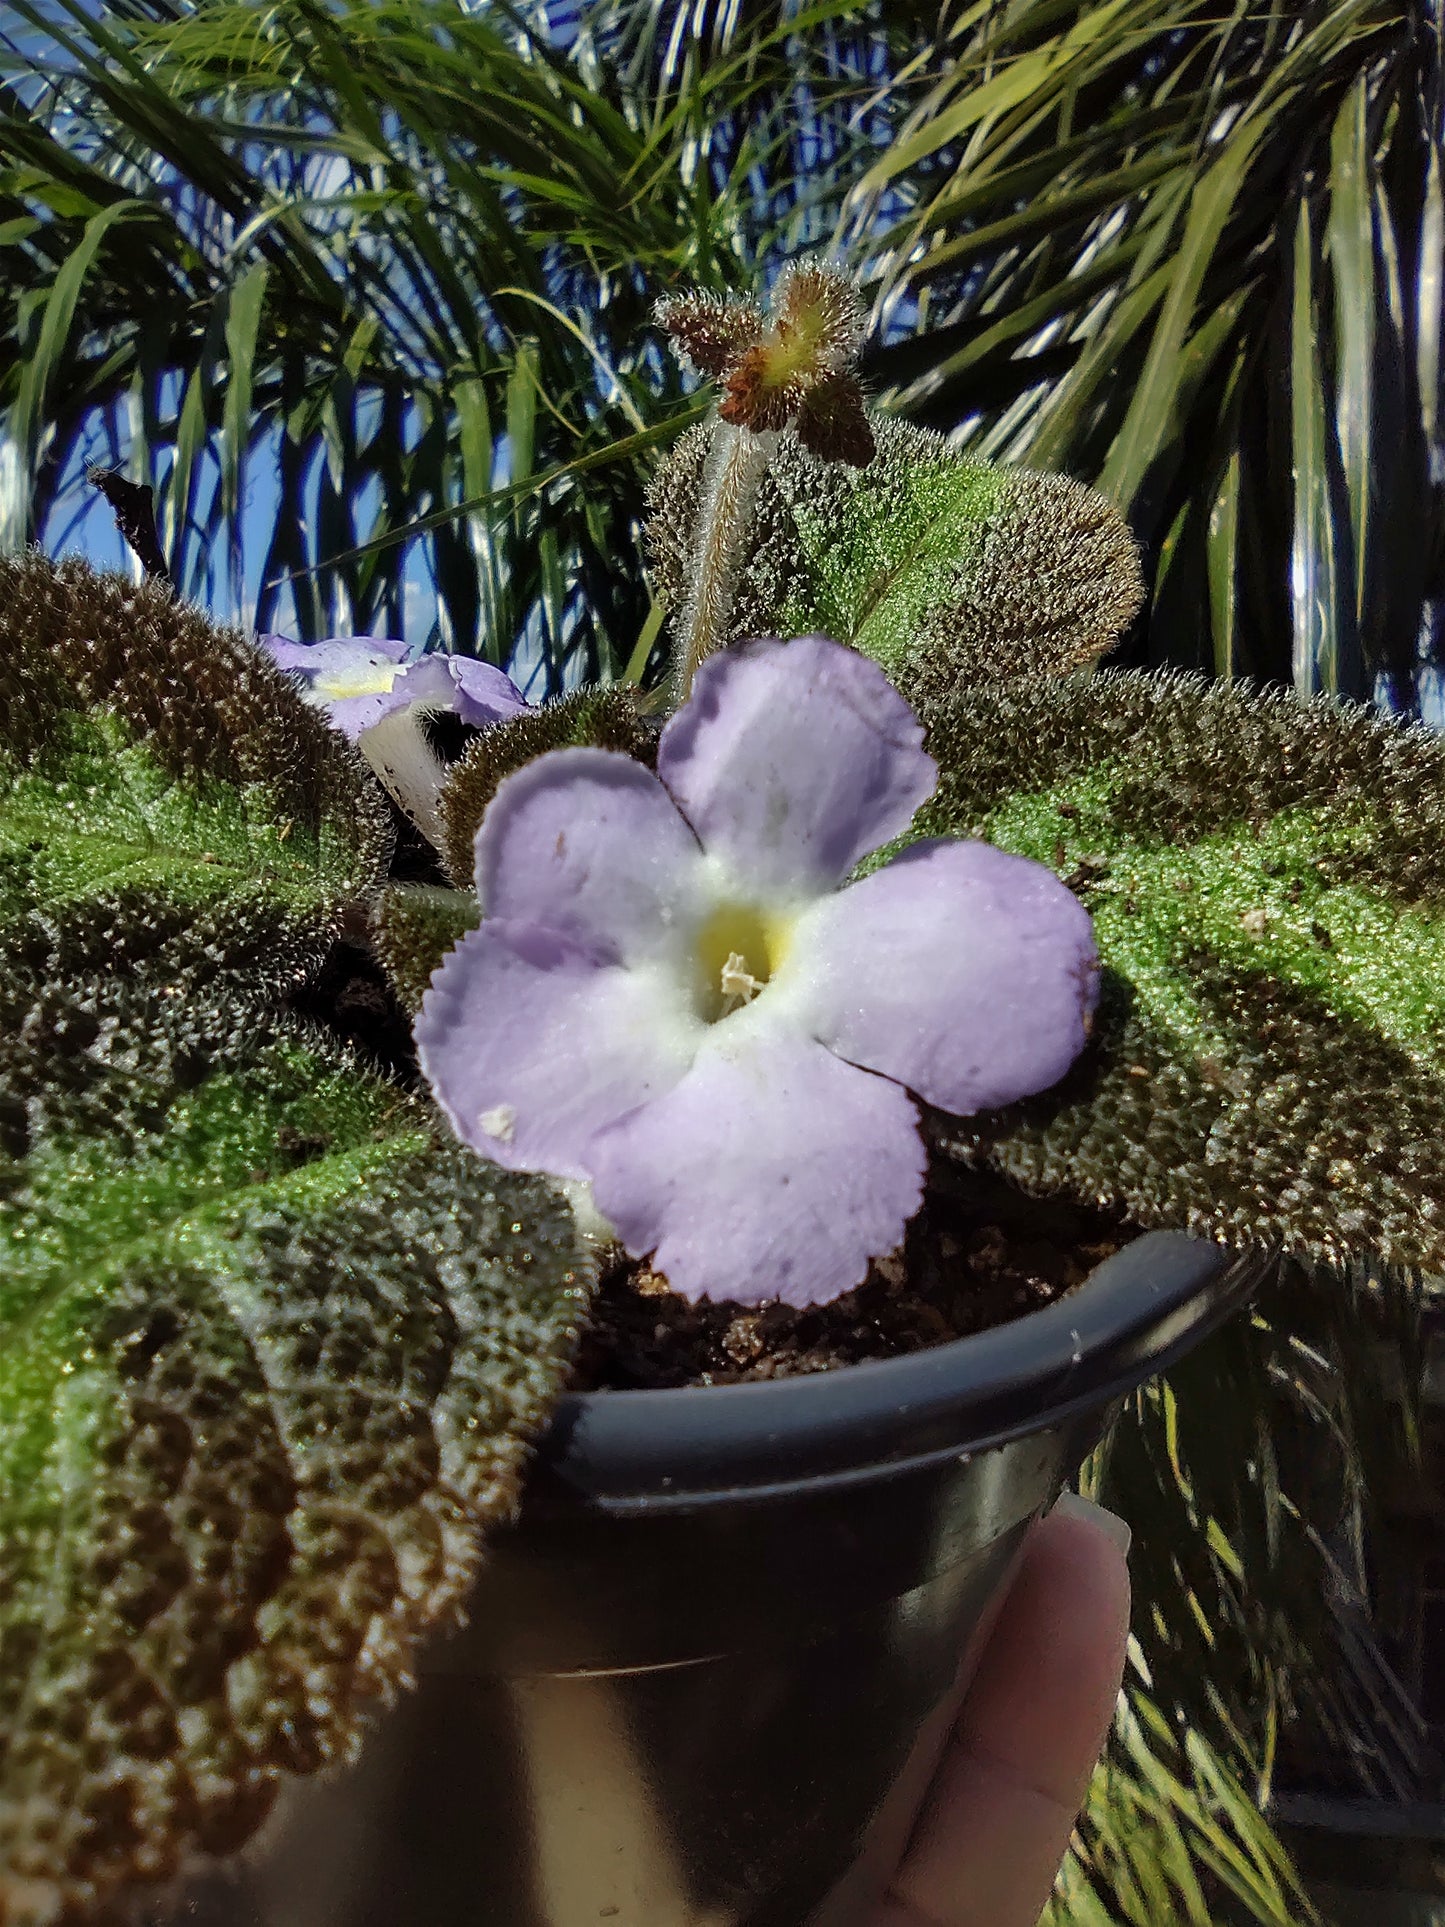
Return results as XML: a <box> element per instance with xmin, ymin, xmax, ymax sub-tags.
<box><xmin>695</xmin><ymin>902</ymin><xmax>792</xmax><ymax>1021</ymax></box>
<box><xmin>314</xmin><ymin>655</ymin><xmax>405</xmax><ymax>701</ymax></box>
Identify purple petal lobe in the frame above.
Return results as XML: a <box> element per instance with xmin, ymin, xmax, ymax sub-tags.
<box><xmin>790</xmin><ymin>839</ymin><xmax>1099</xmax><ymax>1114</ymax></box>
<box><xmin>416</xmin><ymin>921</ymin><xmax>699</xmax><ymax>1179</ymax></box>
<box><xmin>388</xmin><ymin>654</ymin><xmax>529</xmax><ymax>728</ymax></box>
<box><xmin>588</xmin><ymin>1020</ymin><xmax>924</xmax><ymax>1305</ymax></box>
<box><xmin>444</xmin><ymin>656</ymin><xmax>530</xmax><ymax>727</ymax></box>
<box><xmin>376</xmin><ymin>655</ymin><xmax>463</xmax><ymax>716</ymax></box>
<box><xmin>327</xmin><ymin>690</ymin><xmax>410</xmax><ymax>740</ymax></box>
<box><xmin>257</xmin><ymin>634</ymin><xmax>413</xmax><ymax>740</ymax></box>
<box><xmin>259</xmin><ymin>634</ymin><xmax>410</xmax><ymax>677</ymax></box>
<box><xmin>657</xmin><ymin>635</ymin><xmax>936</xmax><ymax>897</ymax></box>
<box><xmin>476</xmin><ymin>748</ymin><xmax>708</xmax><ymax>966</ymax></box>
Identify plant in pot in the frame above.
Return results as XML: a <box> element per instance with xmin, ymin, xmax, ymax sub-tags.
<box><xmin>3</xmin><ymin>266</ymin><xmax>1444</xmax><ymax>1927</ymax></box>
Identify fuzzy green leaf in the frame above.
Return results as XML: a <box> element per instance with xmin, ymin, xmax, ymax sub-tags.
<box><xmin>914</xmin><ymin>670</ymin><xmax>1445</xmax><ymax>1274</ymax></box>
<box><xmin>645</xmin><ymin>416</ymin><xmax>1143</xmax><ymax>704</ymax></box>
<box><xmin>0</xmin><ymin>553</ymin><xmax>389</xmax><ymax>999</ymax></box>
<box><xmin>1</xmin><ymin>706</ymin><xmax>358</xmax><ymax>1000</ymax></box>
<box><xmin>0</xmin><ymin>982</ymin><xmax>592</xmax><ymax>1922</ymax></box>
<box><xmin>371</xmin><ymin>881</ymin><xmax>481</xmax><ymax>1012</ymax></box>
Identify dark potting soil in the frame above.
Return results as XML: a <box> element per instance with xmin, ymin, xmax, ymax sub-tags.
<box><xmin>570</xmin><ymin>1171</ymin><xmax>1132</xmax><ymax>1390</ymax></box>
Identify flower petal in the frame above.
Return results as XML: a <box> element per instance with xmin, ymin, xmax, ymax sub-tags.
<box><xmin>416</xmin><ymin>922</ymin><xmax>700</xmax><ymax>1180</ymax></box>
<box><xmin>476</xmin><ymin>748</ymin><xmax>710</xmax><ymax>967</ymax></box>
<box><xmin>259</xmin><ymin>635</ymin><xmax>413</xmax><ymax>741</ymax></box>
<box><xmin>260</xmin><ymin>634</ymin><xmax>410</xmax><ymax>679</ymax></box>
<box><xmin>328</xmin><ymin>689</ymin><xmax>411</xmax><ymax>740</ymax></box>
<box><xmin>655</xmin><ymin>291</ymin><xmax>766</xmax><ymax>377</ymax></box>
<box><xmin>447</xmin><ymin>656</ymin><xmax>530</xmax><ymax>726</ymax></box>
<box><xmin>787</xmin><ymin>839</ymin><xmax>1099</xmax><ymax>1115</ymax></box>
<box><xmin>657</xmin><ymin>635</ymin><xmax>936</xmax><ymax>897</ymax></box>
<box><xmin>588</xmin><ymin>1019</ymin><xmax>924</xmax><ymax>1305</ymax></box>
<box><xmin>389</xmin><ymin>654</ymin><xmax>529</xmax><ymax>728</ymax></box>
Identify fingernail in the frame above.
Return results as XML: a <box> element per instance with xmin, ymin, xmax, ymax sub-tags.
<box><xmin>1054</xmin><ymin>1489</ymin><xmax>1132</xmax><ymax>1558</ymax></box>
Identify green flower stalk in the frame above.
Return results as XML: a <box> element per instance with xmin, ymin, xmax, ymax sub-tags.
<box><xmin>680</xmin><ymin>420</ymin><xmax>777</xmax><ymax>702</ymax></box>
<box><xmin>656</xmin><ymin>263</ymin><xmax>874</xmax><ymax>700</ymax></box>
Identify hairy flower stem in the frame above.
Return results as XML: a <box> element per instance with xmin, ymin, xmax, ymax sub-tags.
<box><xmin>674</xmin><ymin>421</ymin><xmax>776</xmax><ymax>702</ymax></box>
<box><xmin>360</xmin><ymin>707</ymin><xmax>446</xmax><ymax>850</ymax></box>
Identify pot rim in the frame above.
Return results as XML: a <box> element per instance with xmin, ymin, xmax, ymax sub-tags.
<box><xmin>532</xmin><ymin>1230</ymin><xmax>1261</xmax><ymax>1512</ymax></box>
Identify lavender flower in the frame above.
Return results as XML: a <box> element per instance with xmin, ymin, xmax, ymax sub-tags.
<box><xmin>416</xmin><ymin>635</ymin><xmax>1098</xmax><ymax>1306</ymax></box>
<box><xmin>260</xmin><ymin>634</ymin><xmax>527</xmax><ymax>847</ymax></box>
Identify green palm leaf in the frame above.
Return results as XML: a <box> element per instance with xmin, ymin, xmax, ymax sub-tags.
<box><xmin>0</xmin><ymin>0</ymin><xmax>882</xmax><ymax>674</ymax></box>
<box><xmin>851</xmin><ymin>0</ymin><xmax>1443</xmax><ymax>703</ymax></box>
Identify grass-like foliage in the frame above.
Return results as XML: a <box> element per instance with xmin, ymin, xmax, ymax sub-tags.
<box><xmin>646</xmin><ymin>416</ymin><xmax>1143</xmax><ymax>705</ymax></box>
<box><xmin>915</xmin><ymin>669</ymin><xmax>1445</xmax><ymax>1273</ymax></box>
<box><xmin>1050</xmin><ymin>1672</ymin><xmax>1323</xmax><ymax>1927</ymax></box>
<box><xmin>1069</xmin><ymin>1250</ymin><xmax>1426</xmax><ymax>1924</ymax></box>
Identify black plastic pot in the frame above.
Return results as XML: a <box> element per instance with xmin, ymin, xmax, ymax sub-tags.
<box><xmin>161</xmin><ymin>1230</ymin><xmax>1259</xmax><ymax>1927</ymax></box>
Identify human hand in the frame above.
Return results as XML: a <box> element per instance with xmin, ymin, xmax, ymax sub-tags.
<box><xmin>870</xmin><ymin>1493</ymin><xmax>1131</xmax><ymax>1927</ymax></box>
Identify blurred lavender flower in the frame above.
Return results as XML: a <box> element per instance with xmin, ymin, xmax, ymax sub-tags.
<box><xmin>416</xmin><ymin>635</ymin><xmax>1098</xmax><ymax>1306</ymax></box>
<box><xmin>260</xmin><ymin>633</ymin><xmax>527</xmax><ymax>847</ymax></box>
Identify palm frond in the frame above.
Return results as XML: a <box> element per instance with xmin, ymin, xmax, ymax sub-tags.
<box><xmin>0</xmin><ymin>0</ymin><xmax>884</xmax><ymax>673</ymax></box>
<box><xmin>849</xmin><ymin>0</ymin><xmax>1445</xmax><ymax>705</ymax></box>
<box><xmin>1049</xmin><ymin>1665</ymin><xmax>1324</xmax><ymax>1927</ymax></box>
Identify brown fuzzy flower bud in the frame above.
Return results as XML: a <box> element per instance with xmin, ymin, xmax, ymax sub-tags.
<box><xmin>771</xmin><ymin>261</ymin><xmax>867</xmax><ymax>372</ymax></box>
<box><xmin>718</xmin><ymin>345</ymin><xmax>796</xmax><ymax>433</ymax></box>
<box><xmin>794</xmin><ymin>372</ymin><xmax>875</xmax><ymax>466</ymax></box>
<box><xmin>659</xmin><ymin>261</ymin><xmax>874</xmax><ymax>468</ymax></box>
<box><xmin>655</xmin><ymin>291</ymin><xmax>765</xmax><ymax>378</ymax></box>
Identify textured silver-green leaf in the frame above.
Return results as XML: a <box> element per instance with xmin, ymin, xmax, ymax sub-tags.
<box><xmin>0</xmin><ymin>553</ymin><xmax>389</xmax><ymax>999</ymax></box>
<box><xmin>645</xmin><ymin>416</ymin><xmax>1143</xmax><ymax>704</ymax></box>
<box><xmin>0</xmin><ymin>983</ymin><xmax>593</xmax><ymax>1924</ymax></box>
<box><xmin>371</xmin><ymin>882</ymin><xmax>481</xmax><ymax>1012</ymax></box>
<box><xmin>914</xmin><ymin>670</ymin><xmax>1445</xmax><ymax>1273</ymax></box>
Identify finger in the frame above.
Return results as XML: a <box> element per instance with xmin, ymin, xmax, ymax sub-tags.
<box><xmin>875</xmin><ymin>1496</ymin><xmax>1130</xmax><ymax>1927</ymax></box>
